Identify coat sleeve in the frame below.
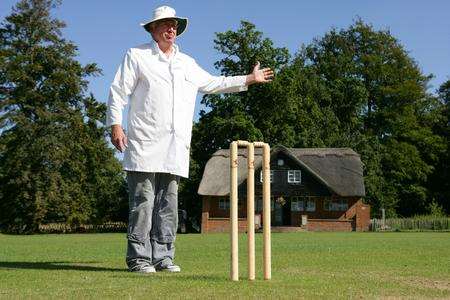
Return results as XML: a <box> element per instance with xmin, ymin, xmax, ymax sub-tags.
<box><xmin>106</xmin><ymin>49</ymin><xmax>139</xmax><ymax>127</ymax></box>
<box><xmin>188</xmin><ymin>60</ymin><xmax>248</xmax><ymax>94</ymax></box>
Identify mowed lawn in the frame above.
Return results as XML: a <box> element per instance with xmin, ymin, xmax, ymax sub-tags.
<box><xmin>0</xmin><ymin>232</ymin><xmax>449</xmax><ymax>299</ymax></box>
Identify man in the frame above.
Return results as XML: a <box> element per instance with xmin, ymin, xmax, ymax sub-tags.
<box><xmin>107</xmin><ymin>6</ymin><xmax>273</xmax><ymax>274</ymax></box>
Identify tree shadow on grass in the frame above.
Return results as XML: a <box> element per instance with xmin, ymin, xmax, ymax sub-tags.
<box><xmin>0</xmin><ymin>261</ymin><xmax>126</xmax><ymax>272</ymax></box>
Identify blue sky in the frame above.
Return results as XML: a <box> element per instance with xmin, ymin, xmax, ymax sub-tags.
<box><xmin>1</xmin><ymin>1</ymin><xmax>449</xmax><ymax>121</ymax></box>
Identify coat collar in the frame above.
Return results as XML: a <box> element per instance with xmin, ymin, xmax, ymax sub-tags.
<box><xmin>151</xmin><ymin>41</ymin><xmax>179</xmax><ymax>62</ymax></box>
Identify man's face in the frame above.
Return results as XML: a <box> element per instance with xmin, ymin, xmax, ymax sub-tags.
<box><xmin>151</xmin><ymin>19</ymin><xmax>178</xmax><ymax>44</ymax></box>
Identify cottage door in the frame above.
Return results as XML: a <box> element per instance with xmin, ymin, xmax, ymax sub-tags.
<box><xmin>274</xmin><ymin>201</ymin><xmax>283</xmax><ymax>226</ymax></box>
<box><xmin>282</xmin><ymin>200</ymin><xmax>291</xmax><ymax>226</ymax></box>
<box><xmin>273</xmin><ymin>196</ymin><xmax>291</xmax><ymax>226</ymax></box>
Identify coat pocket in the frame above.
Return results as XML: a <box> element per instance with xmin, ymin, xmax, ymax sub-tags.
<box><xmin>127</xmin><ymin>112</ymin><xmax>158</xmax><ymax>141</ymax></box>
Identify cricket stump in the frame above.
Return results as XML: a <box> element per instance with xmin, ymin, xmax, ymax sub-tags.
<box><xmin>230</xmin><ymin>140</ymin><xmax>271</xmax><ymax>281</ymax></box>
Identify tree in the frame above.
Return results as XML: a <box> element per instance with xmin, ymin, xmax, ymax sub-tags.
<box><xmin>179</xmin><ymin>21</ymin><xmax>291</xmax><ymax>227</ymax></box>
<box><xmin>426</xmin><ymin>80</ymin><xmax>450</xmax><ymax>213</ymax></box>
<box><xmin>298</xmin><ymin>19</ymin><xmax>445</xmax><ymax>216</ymax></box>
<box><xmin>0</xmin><ymin>0</ymin><xmax>127</xmax><ymax>233</ymax></box>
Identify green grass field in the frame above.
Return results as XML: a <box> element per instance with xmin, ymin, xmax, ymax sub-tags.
<box><xmin>0</xmin><ymin>232</ymin><xmax>449</xmax><ymax>299</ymax></box>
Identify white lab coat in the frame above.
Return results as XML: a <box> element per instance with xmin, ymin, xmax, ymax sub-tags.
<box><xmin>107</xmin><ymin>42</ymin><xmax>248</xmax><ymax>178</ymax></box>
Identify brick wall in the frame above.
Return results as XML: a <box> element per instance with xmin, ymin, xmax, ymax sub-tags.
<box><xmin>306</xmin><ymin>219</ymin><xmax>354</xmax><ymax>231</ymax></box>
<box><xmin>205</xmin><ymin>218</ymin><xmax>248</xmax><ymax>233</ymax></box>
<box><xmin>202</xmin><ymin>217</ymin><xmax>355</xmax><ymax>233</ymax></box>
<box><xmin>355</xmin><ymin>202</ymin><xmax>370</xmax><ymax>231</ymax></box>
<box><xmin>201</xmin><ymin>196</ymin><xmax>371</xmax><ymax>233</ymax></box>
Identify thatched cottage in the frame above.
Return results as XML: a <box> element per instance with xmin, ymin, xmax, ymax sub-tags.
<box><xmin>198</xmin><ymin>145</ymin><xmax>370</xmax><ymax>233</ymax></box>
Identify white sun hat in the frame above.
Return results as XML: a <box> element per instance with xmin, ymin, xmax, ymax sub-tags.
<box><xmin>140</xmin><ymin>6</ymin><xmax>188</xmax><ymax>36</ymax></box>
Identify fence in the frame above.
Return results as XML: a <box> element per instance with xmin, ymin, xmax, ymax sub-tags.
<box><xmin>38</xmin><ymin>222</ymin><xmax>127</xmax><ymax>233</ymax></box>
<box><xmin>371</xmin><ymin>217</ymin><xmax>450</xmax><ymax>231</ymax></box>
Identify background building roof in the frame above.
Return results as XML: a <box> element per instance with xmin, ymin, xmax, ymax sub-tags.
<box><xmin>198</xmin><ymin>146</ymin><xmax>365</xmax><ymax>197</ymax></box>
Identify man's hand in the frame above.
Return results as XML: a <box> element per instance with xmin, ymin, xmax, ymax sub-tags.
<box><xmin>111</xmin><ymin>124</ymin><xmax>128</xmax><ymax>153</ymax></box>
<box><xmin>246</xmin><ymin>62</ymin><xmax>274</xmax><ymax>85</ymax></box>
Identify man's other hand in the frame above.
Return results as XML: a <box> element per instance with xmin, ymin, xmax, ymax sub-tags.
<box><xmin>246</xmin><ymin>61</ymin><xmax>274</xmax><ymax>85</ymax></box>
<box><xmin>111</xmin><ymin>124</ymin><xmax>128</xmax><ymax>152</ymax></box>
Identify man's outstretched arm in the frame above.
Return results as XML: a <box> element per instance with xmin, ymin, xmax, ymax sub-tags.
<box><xmin>190</xmin><ymin>61</ymin><xmax>274</xmax><ymax>94</ymax></box>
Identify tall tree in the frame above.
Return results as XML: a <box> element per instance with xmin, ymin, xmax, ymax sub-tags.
<box><xmin>0</xmin><ymin>0</ymin><xmax>127</xmax><ymax>233</ymax></box>
<box><xmin>427</xmin><ymin>80</ymin><xmax>450</xmax><ymax>213</ymax></box>
<box><xmin>201</xmin><ymin>21</ymin><xmax>291</xmax><ymax>150</ymax></box>
<box><xmin>298</xmin><ymin>20</ymin><xmax>445</xmax><ymax>216</ymax></box>
<box><xmin>181</xmin><ymin>21</ymin><xmax>290</xmax><ymax>226</ymax></box>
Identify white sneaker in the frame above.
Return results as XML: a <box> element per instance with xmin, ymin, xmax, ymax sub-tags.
<box><xmin>157</xmin><ymin>264</ymin><xmax>181</xmax><ymax>272</ymax></box>
<box><xmin>130</xmin><ymin>265</ymin><xmax>156</xmax><ymax>274</ymax></box>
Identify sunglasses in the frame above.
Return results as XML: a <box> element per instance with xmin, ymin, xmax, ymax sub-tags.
<box><xmin>156</xmin><ymin>19</ymin><xmax>178</xmax><ymax>29</ymax></box>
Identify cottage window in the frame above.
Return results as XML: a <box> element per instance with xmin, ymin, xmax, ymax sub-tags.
<box><xmin>277</xmin><ymin>159</ymin><xmax>284</xmax><ymax>166</ymax></box>
<box><xmin>256</xmin><ymin>196</ymin><xmax>274</xmax><ymax>212</ymax></box>
<box><xmin>291</xmin><ymin>201</ymin><xmax>298</xmax><ymax>211</ymax></box>
<box><xmin>260</xmin><ymin>170</ymin><xmax>274</xmax><ymax>183</ymax></box>
<box><xmin>291</xmin><ymin>196</ymin><xmax>315</xmax><ymax>211</ymax></box>
<box><xmin>291</xmin><ymin>197</ymin><xmax>305</xmax><ymax>212</ymax></box>
<box><xmin>287</xmin><ymin>170</ymin><xmax>301</xmax><ymax>184</ymax></box>
<box><xmin>306</xmin><ymin>199</ymin><xmax>316</xmax><ymax>212</ymax></box>
<box><xmin>337</xmin><ymin>199</ymin><xmax>348</xmax><ymax>211</ymax></box>
<box><xmin>219</xmin><ymin>198</ymin><xmax>230</xmax><ymax>210</ymax></box>
<box><xmin>324</xmin><ymin>198</ymin><xmax>348</xmax><ymax>211</ymax></box>
<box><xmin>256</xmin><ymin>197</ymin><xmax>262</xmax><ymax>212</ymax></box>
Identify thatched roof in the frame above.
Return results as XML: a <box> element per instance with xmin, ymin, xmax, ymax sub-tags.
<box><xmin>197</xmin><ymin>145</ymin><xmax>365</xmax><ymax>197</ymax></box>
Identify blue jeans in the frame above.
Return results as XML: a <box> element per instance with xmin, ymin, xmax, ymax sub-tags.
<box><xmin>126</xmin><ymin>171</ymin><xmax>179</xmax><ymax>270</ymax></box>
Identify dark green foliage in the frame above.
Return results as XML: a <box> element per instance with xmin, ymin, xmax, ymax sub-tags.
<box><xmin>427</xmin><ymin>80</ymin><xmax>450</xmax><ymax>213</ymax></box>
<box><xmin>0</xmin><ymin>0</ymin><xmax>127</xmax><ymax>233</ymax></box>
<box><xmin>180</xmin><ymin>22</ymin><xmax>290</xmax><ymax>226</ymax></box>
<box><xmin>182</xmin><ymin>19</ymin><xmax>447</xmax><ymax>223</ymax></box>
<box><xmin>297</xmin><ymin>20</ymin><xmax>446</xmax><ymax>216</ymax></box>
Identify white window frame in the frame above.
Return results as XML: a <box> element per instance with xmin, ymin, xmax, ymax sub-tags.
<box><xmin>291</xmin><ymin>200</ymin><xmax>299</xmax><ymax>211</ymax></box>
<box><xmin>291</xmin><ymin>196</ymin><xmax>305</xmax><ymax>212</ymax></box>
<box><xmin>324</xmin><ymin>198</ymin><xmax>348</xmax><ymax>211</ymax></box>
<box><xmin>287</xmin><ymin>170</ymin><xmax>301</xmax><ymax>184</ymax></box>
<box><xmin>260</xmin><ymin>170</ymin><xmax>274</xmax><ymax>183</ymax></box>
<box><xmin>306</xmin><ymin>199</ymin><xmax>316</xmax><ymax>212</ymax></box>
<box><xmin>292</xmin><ymin>196</ymin><xmax>315</xmax><ymax>212</ymax></box>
